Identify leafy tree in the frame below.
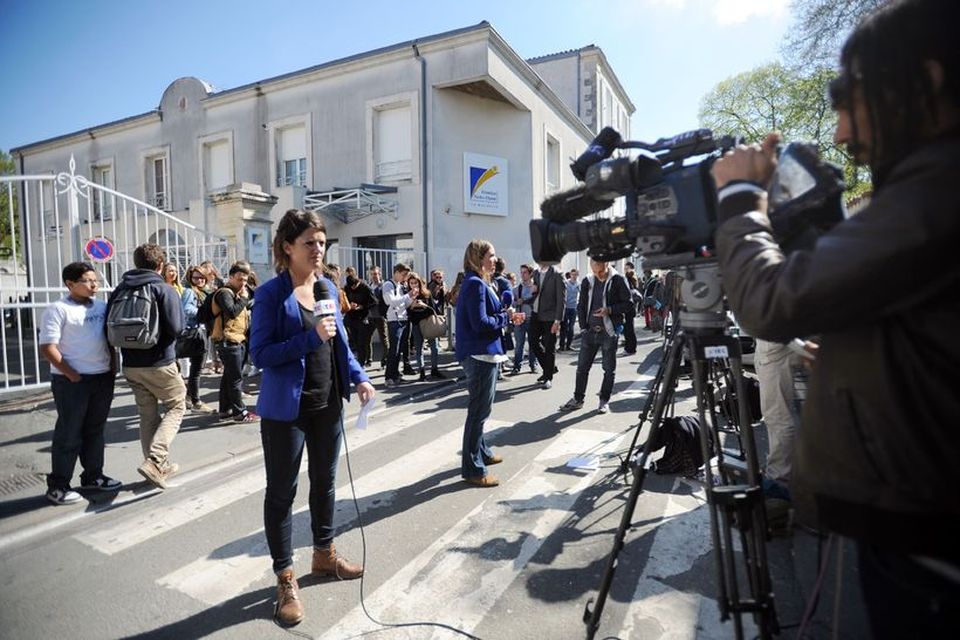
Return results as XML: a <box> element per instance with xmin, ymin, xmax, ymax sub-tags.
<box><xmin>782</xmin><ymin>0</ymin><xmax>886</xmax><ymax>67</ymax></box>
<box><xmin>0</xmin><ymin>150</ymin><xmax>20</xmax><ymax>258</ymax></box>
<box><xmin>698</xmin><ymin>62</ymin><xmax>871</xmax><ymax>199</ymax></box>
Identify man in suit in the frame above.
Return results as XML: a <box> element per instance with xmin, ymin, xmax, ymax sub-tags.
<box><xmin>528</xmin><ymin>264</ymin><xmax>565</xmax><ymax>389</ymax></box>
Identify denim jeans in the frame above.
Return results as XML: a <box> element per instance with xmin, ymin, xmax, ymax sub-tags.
<box><xmin>216</xmin><ymin>342</ymin><xmax>246</xmax><ymax>416</ymax></box>
<box><xmin>511</xmin><ymin>319</ymin><xmax>536</xmax><ymax>371</ymax></box>
<box><xmin>48</xmin><ymin>372</ymin><xmax>115</xmax><ymax>489</ymax></box>
<box><xmin>460</xmin><ymin>357</ymin><xmax>498</xmax><ymax>478</ymax></box>
<box><xmin>411</xmin><ymin>323</ymin><xmax>439</xmax><ymax>371</ymax></box>
<box><xmin>385</xmin><ymin>320</ymin><xmax>407</xmax><ymax>380</ymax></box>
<box><xmin>858</xmin><ymin>543</ymin><xmax>960</xmax><ymax>638</ymax></box>
<box><xmin>261</xmin><ymin>400</ymin><xmax>343</xmax><ymax>574</ymax></box>
<box><xmin>573</xmin><ymin>329</ymin><xmax>618</xmax><ymax>402</ymax></box>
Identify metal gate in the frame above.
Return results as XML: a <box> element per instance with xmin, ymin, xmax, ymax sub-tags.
<box><xmin>0</xmin><ymin>156</ymin><xmax>232</xmax><ymax>394</ymax></box>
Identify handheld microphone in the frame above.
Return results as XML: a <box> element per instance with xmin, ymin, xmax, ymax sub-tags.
<box><xmin>571</xmin><ymin>127</ymin><xmax>622</xmax><ymax>181</ymax></box>
<box><xmin>313</xmin><ymin>278</ymin><xmax>337</xmax><ymax>318</ymax></box>
<box><xmin>501</xmin><ymin>287</ymin><xmax>514</xmax><ymax>309</ymax></box>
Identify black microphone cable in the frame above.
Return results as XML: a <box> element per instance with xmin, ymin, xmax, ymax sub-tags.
<box><xmin>338</xmin><ymin>402</ymin><xmax>483</xmax><ymax>640</ymax></box>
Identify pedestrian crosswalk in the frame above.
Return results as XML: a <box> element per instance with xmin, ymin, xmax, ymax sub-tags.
<box><xmin>4</xmin><ymin>364</ymin><xmax>738</xmax><ymax>639</ymax></box>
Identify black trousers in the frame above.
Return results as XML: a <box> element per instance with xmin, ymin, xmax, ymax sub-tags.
<box><xmin>621</xmin><ymin>311</ymin><xmax>637</xmax><ymax>353</ymax></box>
<box><xmin>216</xmin><ymin>342</ymin><xmax>246</xmax><ymax>416</ymax></box>
<box><xmin>528</xmin><ymin>318</ymin><xmax>558</xmax><ymax>381</ymax></box>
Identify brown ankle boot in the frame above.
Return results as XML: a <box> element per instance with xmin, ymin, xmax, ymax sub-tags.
<box><xmin>274</xmin><ymin>569</ymin><xmax>304</xmax><ymax>625</ymax></box>
<box><xmin>312</xmin><ymin>543</ymin><xmax>364</xmax><ymax>580</ymax></box>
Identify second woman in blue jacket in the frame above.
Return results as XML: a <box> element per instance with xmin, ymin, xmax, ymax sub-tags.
<box><xmin>249</xmin><ymin>209</ymin><xmax>375</xmax><ymax>626</ymax></box>
<box><xmin>455</xmin><ymin>239</ymin><xmax>517</xmax><ymax>487</ymax></box>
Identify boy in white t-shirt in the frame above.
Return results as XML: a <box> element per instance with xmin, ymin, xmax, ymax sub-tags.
<box><xmin>38</xmin><ymin>261</ymin><xmax>121</xmax><ymax>505</ymax></box>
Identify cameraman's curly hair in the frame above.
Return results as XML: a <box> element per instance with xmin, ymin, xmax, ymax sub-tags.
<box><xmin>840</xmin><ymin>0</ymin><xmax>959</xmax><ymax>182</ymax></box>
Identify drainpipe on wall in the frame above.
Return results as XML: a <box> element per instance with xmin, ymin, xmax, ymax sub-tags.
<box><xmin>413</xmin><ymin>43</ymin><xmax>430</xmax><ymax>271</ymax></box>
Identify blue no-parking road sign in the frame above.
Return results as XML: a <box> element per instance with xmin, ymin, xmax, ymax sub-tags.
<box><xmin>85</xmin><ymin>237</ymin><xmax>115</xmax><ymax>263</ymax></box>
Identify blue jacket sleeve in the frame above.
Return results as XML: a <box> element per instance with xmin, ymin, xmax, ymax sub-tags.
<box><xmin>464</xmin><ymin>279</ymin><xmax>506</xmax><ymax>335</ymax></box>
<box><xmin>249</xmin><ymin>282</ymin><xmax>321</xmax><ymax>369</ymax></box>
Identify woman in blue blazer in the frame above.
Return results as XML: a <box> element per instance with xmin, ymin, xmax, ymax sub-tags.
<box><xmin>455</xmin><ymin>239</ymin><xmax>517</xmax><ymax>487</ymax></box>
<box><xmin>249</xmin><ymin>209</ymin><xmax>374</xmax><ymax>626</ymax></box>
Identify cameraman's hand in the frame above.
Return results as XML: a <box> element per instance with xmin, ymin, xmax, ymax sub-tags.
<box><xmin>712</xmin><ymin>132</ymin><xmax>781</xmax><ymax>190</ymax></box>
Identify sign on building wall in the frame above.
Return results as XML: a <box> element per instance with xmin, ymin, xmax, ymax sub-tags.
<box><xmin>463</xmin><ymin>152</ymin><xmax>509</xmax><ymax>216</ymax></box>
<box><xmin>245</xmin><ymin>225</ymin><xmax>270</xmax><ymax>266</ymax></box>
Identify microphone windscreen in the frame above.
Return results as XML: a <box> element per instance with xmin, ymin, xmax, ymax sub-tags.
<box><xmin>571</xmin><ymin>127</ymin><xmax>622</xmax><ymax>181</ymax></box>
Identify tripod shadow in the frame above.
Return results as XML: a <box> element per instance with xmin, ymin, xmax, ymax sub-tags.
<box><xmin>119</xmin><ymin>585</ymin><xmax>275</xmax><ymax>639</ymax></box>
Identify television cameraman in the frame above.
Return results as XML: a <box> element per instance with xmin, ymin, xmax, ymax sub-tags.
<box><xmin>711</xmin><ymin>0</ymin><xmax>959</xmax><ymax>635</ymax></box>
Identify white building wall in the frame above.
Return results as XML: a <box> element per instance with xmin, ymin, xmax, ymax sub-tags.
<box><xmin>15</xmin><ymin>26</ymin><xmax>633</xmax><ymax>282</ymax></box>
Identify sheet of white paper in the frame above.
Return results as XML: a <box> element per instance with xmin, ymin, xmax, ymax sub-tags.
<box><xmin>566</xmin><ymin>455</ymin><xmax>600</xmax><ymax>471</ymax></box>
<box><xmin>355</xmin><ymin>397</ymin><xmax>375</xmax><ymax>430</ymax></box>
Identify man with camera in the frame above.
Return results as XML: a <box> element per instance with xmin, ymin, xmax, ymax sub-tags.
<box><xmin>711</xmin><ymin>0</ymin><xmax>959</xmax><ymax>635</ymax></box>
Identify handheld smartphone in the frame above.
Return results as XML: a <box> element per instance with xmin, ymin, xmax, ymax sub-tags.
<box><xmin>789</xmin><ymin>338</ymin><xmax>815</xmax><ymax>361</ymax></box>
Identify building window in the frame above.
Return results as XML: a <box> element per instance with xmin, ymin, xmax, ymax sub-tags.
<box><xmin>145</xmin><ymin>153</ymin><xmax>169</xmax><ymax>210</ymax></box>
<box><xmin>546</xmin><ymin>135</ymin><xmax>560</xmax><ymax>194</ymax></box>
<box><xmin>202</xmin><ymin>138</ymin><xmax>232</xmax><ymax>192</ymax></box>
<box><xmin>374</xmin><ymin>104</ymin><xmax>412</xmax><ymax>182</ymax></box>
<box><xmin>91</xmin><ymin>163</ymin><xmax>114</xmax><ymax>220</ymax></box>
<box><xmin>276</xmin><ymin>125</ymin><xmax>308</xmax><ymax>187</ymax></box>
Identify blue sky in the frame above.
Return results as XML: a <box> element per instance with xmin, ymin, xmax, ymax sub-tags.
<box><xmin>1</xmin><ymin>0</ymin><xmax>793</xmax><ymax>153</ymax></box>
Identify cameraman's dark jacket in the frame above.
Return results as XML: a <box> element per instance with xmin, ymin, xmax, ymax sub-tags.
<box><xmin>715</xmin><ymin>136</ymin><xmax>960</xmax><ymax>562</ymax></box>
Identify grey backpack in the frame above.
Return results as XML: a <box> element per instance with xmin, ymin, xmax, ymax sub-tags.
<box><xmin>107</xmin><ymin>284</ymin><xmax>160</xmax><ymax>349</ymax></box>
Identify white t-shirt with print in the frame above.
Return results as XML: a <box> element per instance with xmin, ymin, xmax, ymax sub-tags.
<box><xmin>38</xmin><ymin>296</ymin><xmax>111</xmax><ymax>375</ymax></box>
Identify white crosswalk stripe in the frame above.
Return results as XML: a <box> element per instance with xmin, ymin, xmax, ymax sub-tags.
<box><xmin>325</xmin><ymin>427</ymin><xmax>626</xmax><ymax>638</ymax></box>
<box><xmin>154</xmin><ymin>418</ymin><xmax>512</xmax><ymax>605</ymax></box>
<box><xmin>75</xmin><ymin>410</ymin><xmax>435</xmax><ymax>555</ymax></box>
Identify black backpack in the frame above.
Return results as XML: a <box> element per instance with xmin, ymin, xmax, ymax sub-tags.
<box><xmin>195</xmin><ymin>291</ymin><xmax>218</xmax><ymax>333</ymax></box>
<box><xmin>375</xmin><ymin>285</ymin><xmax>389</xmax><ymax>317</ymax></box>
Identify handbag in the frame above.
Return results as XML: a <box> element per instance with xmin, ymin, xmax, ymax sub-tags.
<box><xmin>419</xmin><ymin>314</ymin><xmax>447</xmax><ymax>339</ymax></box>
<box><xmin>175</xmin><ymin>325</ymin><xmax>207</xmax><ymax>359</ymax></box>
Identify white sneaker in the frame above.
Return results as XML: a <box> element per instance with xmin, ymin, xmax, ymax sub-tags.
<box><xmin>597</xmin><ymin>400</ymin><xmax>610</xmax><ymax>414</ymax></box>
<box><xmin>46</xmin><ymin>487</ymin><xmax>82</xmax><ymax>505</ymax></box>
<box><xmin>541</xmin><ymin>379</ymin><xmax>552</xmax><ymax>389</ymax></box>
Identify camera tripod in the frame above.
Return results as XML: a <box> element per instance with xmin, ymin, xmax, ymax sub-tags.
<box><xmin>584</xmin><ymin>261</ymin><xmax>778</xmax><ymax>640</ymax></box>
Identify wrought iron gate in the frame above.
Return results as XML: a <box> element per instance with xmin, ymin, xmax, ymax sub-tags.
<box><xmin>0</xmin><ymin>156</ymin><xmax>232</xmax><ymax>394</ymax></box>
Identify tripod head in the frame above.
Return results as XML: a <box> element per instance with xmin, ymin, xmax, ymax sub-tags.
<box><xmin>673</xmin><ymin>261</ymin><xmax>727</xmax><ymax>332</ymax></box>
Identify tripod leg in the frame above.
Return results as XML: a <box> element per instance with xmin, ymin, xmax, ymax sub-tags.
<box><xmin>729</xmin><ymin>356</ymin><xmax>780</xmax><ymax>637</ymax></box>
<box><xmin>690</xmin><ymin>354</ymin><xmax>740</xmax><ymax>633</ymax></box>
<box><xmin>585</xmin><ymin>333</ymin><xmax>685</xmax><ymax>640</ymax></box>
<box><xmin>622</xmin><ymin>339</ymin><xmax>673</xmax><ymax>466</ymax></box>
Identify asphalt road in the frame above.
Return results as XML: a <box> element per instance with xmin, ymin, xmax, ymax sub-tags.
<box><xmin>0</xmin><ymin>330</ymin><xmax>867</xmax><ymax>639</ymax></box>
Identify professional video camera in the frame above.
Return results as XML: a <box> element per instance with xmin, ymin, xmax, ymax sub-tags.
<box><xmin>557</xmin><ymin>129</ymin><xmax>848</xmax><ymax>640</ymax></box>
<box><xmin>529</xmin><ymin>127</ymin><xmax>846</xmax><ymax>267</ymax></box>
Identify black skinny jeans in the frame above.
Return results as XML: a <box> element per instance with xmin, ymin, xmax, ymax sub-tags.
<box><xmin>261</xmin><ymin>399</ymin><xmax>343</xmax><ymax>574</ymax></box>
<box><xmin>216</xmin><ymin>341</ymin><xmax>245</xmax><ymax>416</ymax></box>
<box><xmin>186</xmin><ymin>347</ymin><xmax>206</xmax><ymax>403</ymax></box>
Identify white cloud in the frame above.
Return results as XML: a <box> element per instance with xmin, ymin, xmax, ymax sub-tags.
<box><xmin>711</xmin><ymin>0</ymin><xmax>790</xmax><ymax>25</ymax></box>
<box><xmin>627</xmin><ymin>0</ymin><xmax>790</xmax><ymax>25</ymax></box>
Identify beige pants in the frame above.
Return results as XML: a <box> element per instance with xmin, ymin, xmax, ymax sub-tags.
<box><xmin>124</xmin><ymin>362</ymin><xmax>187</xmax><ymax>465</ymax></box>
<box><xmin>755</xmin><ymin>339</ymin><xmax>801</xmax><ymax>485</ymax></box>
